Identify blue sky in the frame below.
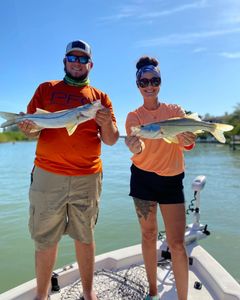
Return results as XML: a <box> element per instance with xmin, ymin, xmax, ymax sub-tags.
<box><xmin>0</xmin><ymin>0</ymin><xmax>240</xmax><ymax>134</ymax></box>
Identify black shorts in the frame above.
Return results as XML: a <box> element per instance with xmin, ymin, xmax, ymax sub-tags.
<box><xmin>129</xmin><ymin>164</ymin><xmax>185</xmax><ymax>204</ymax></box>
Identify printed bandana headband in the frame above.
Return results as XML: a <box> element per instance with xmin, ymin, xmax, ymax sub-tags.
<box><xmin>136</xmin><ymin>65</ymin><xmax>161</xmax><ymax>81</ymax></box>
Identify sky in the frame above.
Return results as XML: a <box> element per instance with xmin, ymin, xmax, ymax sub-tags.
<box><xmin>0</xmin><ymin>0</ymin><xmax>240</xmax><ymax>134</ymax></box>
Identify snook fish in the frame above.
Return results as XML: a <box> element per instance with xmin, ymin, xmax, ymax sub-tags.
<box><xmin>0</xmin><ymin>100</ymin><xmax>103</xmax><ymax>136</ymax></box>
<box><xmin>131</xmin><ymin>113</ymin><xmax>233</xmax><ymax>143</ymax></box>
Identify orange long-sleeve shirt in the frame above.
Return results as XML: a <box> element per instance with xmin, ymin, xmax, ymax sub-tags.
<box><xmin>27</xmin><ymin>81</ymin><xmax>117</xmax><ymax>175</ymax></box>
<box><xmin>125</xmin><ymin>102</ymin><xmax>194</xmax><ymax>176</ymax></box>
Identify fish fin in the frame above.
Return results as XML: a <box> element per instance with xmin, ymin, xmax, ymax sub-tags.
<box><xmin>1</xmin><ymin>119</ymin><xmax>17</xmax><ymax>128</ymax></box>
<box><xmin>166</xmin><ymin>113</ymin><xmax>201</xmax><ymax>122</ymax></box>
<box><xmin>163</xmin><ymin>136</ymin><xmax>179</xmax><ymax>144</ymax></box>
<box><xmin>193</xmin><ymin>130</ymin><xmax>204</xmax><ymax>134</ymax></box>
<box><xmin>185</xmin><ymin>113</ymin><xmax>202</xmax><ymax>121</ymax></box>
<box><xmin>163</xmin><ymin>138</ymin><xmax>172</xmax><ymax>143</ymax></box>
<box><xmin>29</xmin><ymin>126</ymin><xmax>43</xmax><ymax>133</ymax></box>
<box><xmin>211</xmin><ymin>123</ymin><xmax>234</xmax><ymax>143</ymax></box>
<box><xmin>0</xmin><ymin>111</ymin><xmax>19</xmax><ymax>120</ymax></box>
<box><xmin>36</xmin><ymin>108</ymin><xmax>69</xmax><ymax>114</ymax></box>
<box><xmin>35</xmin><ymin>108</ymin><xmax>51</xmax><ymax>114</ymax></box>
<box><xmin>215</xmin><ymin>123</ymin><xmax>233</xmax><ymax>132</ymax></box>
<box><xmin>0</xmin><ymin>112</ymin><xmax>20</xmax><ymax>127</ymax></box>
<box><xmin>66</xmin><ymin>124</ymin><xmax>78</xmax><ymax>136</ymax></box>
<box><xmin>211</xmin><ymin>129</ymin><xmax>226</xmax><ymax>143</ymax></box>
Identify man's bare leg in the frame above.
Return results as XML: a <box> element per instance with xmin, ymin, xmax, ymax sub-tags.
<box><xmin>35</xmin><ymin>243</ymin><xmax>58</xmax><ymax>300</ymax></box>
<box><xmin>75</xmin><ymin>240</ymin><xmax>98</xmax><ymax>300</ymax></box>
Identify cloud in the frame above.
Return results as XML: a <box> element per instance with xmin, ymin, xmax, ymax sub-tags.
<box><xmin>193</xmin><ymin>47</ymin><xmax>207</xmax><ymax>53</ymax></box>
<box><xmin>219</xmin><ymin>51</ymin><xmax>240</xmax><ymax>59</ymax></box>
<box><xmin>100</xmin><ymin>0</ymin><xmax>240</xmax><ymax>29</ymax></box>
<box><xmin>138</xmin><ymin>0</ymin><xmax>208</xmax><ymax>19</ymax></box>
<box><xmin>100</xmin><ymin>0</ymin><xmax>208</xmax><ymax>22</ymax></box>
<box><xmin>216</xmin><ymin>0</ymin><xmax>240</xmax><ymax>25</ymax></box>
<box><xmin>136</xmin><ymin>27</ymin><xmax>240</xmax><ymax>47</ymax></box>
<box><xmin>223</xmin><ymin>13</ymin><xmax>240</xmax><ymax>25</ymax></box>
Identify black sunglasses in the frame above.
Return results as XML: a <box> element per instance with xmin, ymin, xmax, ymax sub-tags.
<box><xmin>137</xmin><ymin>77</ymin><xmax>161</xmax><ymax>88</ymax></box>
<box><xmin>66</xmin><ymin>55</ymin><xmax>90</xmax><ymax>64</ymax></box>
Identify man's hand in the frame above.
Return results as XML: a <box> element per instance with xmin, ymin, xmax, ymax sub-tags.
<box><xmin>95</xmin><ymin>108</ymin><xmax>112</xmax><ymax>127</ymax></box>
<box><xmin>17</xmin><ymin>113</ymin><xmax>40</xmax><ymax>137</ymax></box>
<box><xmin>95</xmin><ymin>108</ymin><xmax>119</xmax><ymax>145</ymax></box>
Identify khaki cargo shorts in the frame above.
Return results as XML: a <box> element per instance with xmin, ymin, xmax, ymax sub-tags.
<box><xmin>29</xmin><ymin>166</ymin><xmax>102</xmax><ymax>250</ymax></box>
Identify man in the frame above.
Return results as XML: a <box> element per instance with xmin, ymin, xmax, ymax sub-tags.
<box><xmin>18</xmin><ymin>40</ymin><xmax>119</xmax><ymax>300</ymax></box>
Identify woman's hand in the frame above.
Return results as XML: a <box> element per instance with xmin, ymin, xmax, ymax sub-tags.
<box><xmin>125</xmin><ymin>135</ymin><xmax>145</xmax><ymax>154</ymax></box>
<box><xmin>180</xmin><ymin>131</ymin><xmax>196</xmax><ymax>146</ymax></box>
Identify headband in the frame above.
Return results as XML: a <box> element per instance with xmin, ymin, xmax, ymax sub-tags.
<box><xmin>136</xmin><ymin>65</ymin><xmax>161</xmax><ymax>80</ymax></box>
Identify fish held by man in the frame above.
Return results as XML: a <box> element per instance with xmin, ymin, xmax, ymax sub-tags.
<box><xmin>131</xmin><ymin>113</ymin><xmax>234</xmax><ymax>143</ymax></box>
<box><xmin>0</xmin><ymin>100</ymin><xmax>103</xmax><ymax>136</ymax></box>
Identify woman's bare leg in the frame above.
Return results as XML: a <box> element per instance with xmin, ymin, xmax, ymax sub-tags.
<box><xmin>160</xmin><ymin>203</ymin><xmax>188</xmax><ymax>300</ymax></box>
<box><xmin>134</xmin><ymin>198</ymin><xmax>158</xmax><ymax>296</ymax></box>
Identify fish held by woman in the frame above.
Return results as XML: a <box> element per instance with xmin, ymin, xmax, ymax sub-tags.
<box><xmin>131</xmin><ymin>113</ymin><xmax>233</xmax><ymax>143</ymax></box>
<box><xmin>0</xmin><ymin>100</ymin><xmax>103</xmax><ymax>136</ymax></box>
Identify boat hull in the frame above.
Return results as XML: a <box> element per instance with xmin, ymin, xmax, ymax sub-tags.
<box><xmin>1</xmin><ymin>241</ymin><xmax>240</xmax><ymax>300</ymax></box>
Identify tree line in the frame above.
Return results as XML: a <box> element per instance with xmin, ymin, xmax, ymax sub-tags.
<box><xmin>0</xmin><ymin>103</ymin><xmax>240</xmax><ymax>143</ymax></box>
<box><xmin>200</xmin><ymin>103</ymin><xmax>240</xmax><ymax>140</ymax></box>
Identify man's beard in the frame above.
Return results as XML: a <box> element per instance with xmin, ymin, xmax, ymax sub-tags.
<box><xmin>65</xmin><ymin>69</ymin><xmax>88</xmax><ymax>81</ymax></box>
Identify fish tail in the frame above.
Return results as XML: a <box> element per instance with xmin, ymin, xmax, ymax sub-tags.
<box><xmin>0</xmin><ymin>112</ymin><xmax>20</xmax><ymax>128</ymax></box>
<box><xmin>210</xmin><ymin>123</ymin><xmax>234</xmax><ymax>143</ymax></box>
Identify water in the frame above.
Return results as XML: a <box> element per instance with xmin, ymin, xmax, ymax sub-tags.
<box><xmin>0</xmin><ymin>139</ymin><xmax>239</xmax><ymax>293</ymax></box>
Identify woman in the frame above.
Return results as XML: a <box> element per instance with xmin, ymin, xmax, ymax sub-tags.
<box><xmin>125</xmin><ymin>56</ymin><xmax>196</xmax><ymax>300</ymax></box>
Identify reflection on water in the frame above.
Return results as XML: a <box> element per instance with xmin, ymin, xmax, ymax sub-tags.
<box><xmin>0</xmin><ymin>140</ymin><xmax>239</xmax><ymax>292</ymax></box>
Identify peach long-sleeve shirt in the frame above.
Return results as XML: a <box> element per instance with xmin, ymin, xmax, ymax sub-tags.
<box><xmin>125</xmin><ymin>102</ymin><xmax>194</xmax><ymax>176</ymax></box>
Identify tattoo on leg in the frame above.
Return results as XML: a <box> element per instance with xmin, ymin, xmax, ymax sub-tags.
<box><xmin>133</xmin><ymin>198</ymin><xmax>155</xmax><ymax>220</ymax></box>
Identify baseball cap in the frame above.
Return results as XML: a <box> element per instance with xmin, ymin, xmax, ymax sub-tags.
<box><xmin>65</xmin><ymin>40</ymin><xmax>92</xmax><ymax>57</ymax></box>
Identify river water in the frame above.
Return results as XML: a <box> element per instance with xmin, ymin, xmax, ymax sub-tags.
<box><xmin>0</xmin><ymin>139</ymin><xmax>239</xmax><ymax>293</ymax></box>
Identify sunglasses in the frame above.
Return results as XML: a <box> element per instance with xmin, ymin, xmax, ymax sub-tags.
<box><xmin>137</xmin><ymin>77</ymin><xmax>161</xmax><ymax>88</ymax></box>
<box><xmin>66</xmin><ymin>55</ymin><xmax>90</xmax><ymax>64</ymax></box>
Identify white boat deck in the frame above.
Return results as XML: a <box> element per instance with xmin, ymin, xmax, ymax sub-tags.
<box><xmin>2</xmin><ymin>241</ymin><xmax>239</xmax><ymax>300</ymax></box>
<box><xmin>52</xmin><ymin>262</ymin><xmax>217</xmax><ymax>300</ymax></box>
<box><xmin>51</xmin><ymin>242</ymin><xmax>240</xmax><ymax>300</ymax></box>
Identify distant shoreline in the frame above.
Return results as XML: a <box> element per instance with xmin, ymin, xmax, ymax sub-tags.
<box><xmin>0</xmin><ymin>132</ymin><xmax>233</xmax><ymax>145</ymax></box>
<box><xmin>0</xmin><ymin>132</ymin><xmax>34</xmax><ymax>143</ymax></box>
